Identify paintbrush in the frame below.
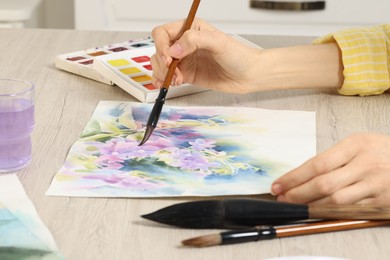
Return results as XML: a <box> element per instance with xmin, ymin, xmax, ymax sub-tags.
<box><xmin>138</xmin><ymin>0</ymin><xmax>201</xmax><ymax>146</ymax></box>
<box><xmin>182</xmin><ymin>219</ymin><xmax>390</xmax><ymax>247</ymax></box>
<box><xmin>141</xmin><ymin>198</ymin><xmax>390</xmax><ymax>228</ymax></box>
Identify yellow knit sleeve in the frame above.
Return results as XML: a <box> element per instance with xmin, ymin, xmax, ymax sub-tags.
<box><xmin>313</xmin><ymin>24</ymin><xmax>390</xmax><ymax>96</ymax></box>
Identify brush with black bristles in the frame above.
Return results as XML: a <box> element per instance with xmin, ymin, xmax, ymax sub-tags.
<box><xmin>141</xmin><ymin>198</ymin><xmax>390</xmax><ymax>229</ymax></box>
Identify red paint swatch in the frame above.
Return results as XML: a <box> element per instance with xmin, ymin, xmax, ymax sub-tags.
<box><xmin>143</xmin><ymin>84</ymin><xmax>157</xmax><ymax>90</ymax></box>
<box><xmin>79</xmin><ymin>60</ymin><xmax>93</xmax><ymax>65</ymax></box>
<box><xmin>67</xmin><ymin>56</ymin><xmax>86</xmax><ymax>61</ymax></box>
<box><xmin>143</xmin><ymin>64</ymin><xmax>152</xmax><ymax>70</ymax></box>
<box><xmin>132</xmin><ymin>56</ymin><xmax>150</xmax><ymax>63</ymax></box>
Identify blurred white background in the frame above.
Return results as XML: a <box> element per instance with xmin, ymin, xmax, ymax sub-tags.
<box><xmin>1</xmin><ymin>0</ymin><xmax>389</xmax><ymax>36</ymax></box>
<box><xmin>0</xmin><ymin>0</ymin><xmax>73</xmax><ymax>29</ymax></box>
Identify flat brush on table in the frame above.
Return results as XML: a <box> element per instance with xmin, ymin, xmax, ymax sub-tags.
<box><xmin>138</xmin><ymin>0</ymin><xmax>201</xmax><ymax>146</ymax></box>
<box><xmin>182</xmin><ymin>219</ymin><xmax>390</xmax><ymax>247</ymax></box>
<box><xmin>141</xmin><ymin>198</ymin><xmax>390</xmax><ymax>228</ymax></box>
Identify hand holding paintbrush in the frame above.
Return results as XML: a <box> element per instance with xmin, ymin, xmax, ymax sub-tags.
<box><xmin>138</xmin><ymin>0</ymin><xmax>201</xmax><ymax>146</ymax></box>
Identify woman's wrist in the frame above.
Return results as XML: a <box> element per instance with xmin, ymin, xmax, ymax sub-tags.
<box><xmin>251</xmin><ymin>43</ymin><xmax>344</xmax><ymax>92</ymax></box>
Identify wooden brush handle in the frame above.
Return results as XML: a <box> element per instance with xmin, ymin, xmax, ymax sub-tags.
<box><xmin>276</xmin><ymin>219</ymin><xmax>390</xmax><ymax>238</ymax></box>
<box><xmin>309</xmin><ymin>204</ymin><xmax>390</xmax><ymax>219</ymax></box>
<box><xmin>162</xmin><ymin>59</ymin><xmax>180</xmax><ymax>89</ymax></box>
<box><xmin>162</xmin><ymin>0</ymin><xmax>201</xmax><ymax>89</ymax></box>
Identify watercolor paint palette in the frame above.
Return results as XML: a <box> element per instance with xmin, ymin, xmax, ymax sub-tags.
<box><xmin>92</xmin><ymin>46</ymin><xmax>208</xmax><ymax>102</ymax></box>
<box><xmin>55</xmin><ymin>34</ymin><xmax>260</xmax><ymax>102</ymax></box>
<box><xmin>55</xmin><ymin>37</ymin><xmax>154</xmax><ymax>85</ymax></box>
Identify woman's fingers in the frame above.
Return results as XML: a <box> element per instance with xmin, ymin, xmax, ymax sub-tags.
<box><xmin>277</xmin><ymin>157</ymin><xmax>365</xmax><ymax>203</ymax></box>
<box><xmin>166</xmin><ymin>29</ymin><xmax>224</xmax><ymax>59</ymax></box>
<box><xmin>150</xmin><ymin>54</ymin><xmax>167</xmax><ymax>87</ymax></box>
<box><xmin>152</xmin><ymin>20</ymin><xmax>184</xmax><ymax>57</ymax></box>
<box><xmin>307</xmin><ymin>181</ymin><xmax>375</xmax><ymax>205</ymax></box>
<box><xmin>272</xmin><ymin>135</ymin><xmax>360</xmax><ymax>195</ymax></box>
<box><xmin>274</xmin><ymin>134</ymin><xmax>390</xmax><ymax>205</ymax></box>
<box><xmin>306</xmin><ymin>169</ymin><xmax>390</xmax><ymax>205</ymax></box>
<box><xmin>152</xmin><ymin>18</ymin><xmax>217</xmax><ymax>58</ymax></box>
<box><xmin>151</xmin><ymin>54</ymin><xmax>184</xmax><ymax>87</ymax></box>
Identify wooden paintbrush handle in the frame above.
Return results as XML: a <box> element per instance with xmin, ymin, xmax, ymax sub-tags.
<box><xmin>162</xmin><ymin>0</ymin><xmax>201</xmax><ymax>89</ymax></box>
<box><xmin>276</xmin><ymin>219</ymin><xmax>390</xmax><ymax>238</ymax></box>
<box><xmin>162</xmin><ymin>59</ymin><xmax>180</xmax><ymax>89</ymax></box>
<box><xmin>309</xmin><ymin>204</ymin><xmax>390</xmax><ymax>219</ymax></box>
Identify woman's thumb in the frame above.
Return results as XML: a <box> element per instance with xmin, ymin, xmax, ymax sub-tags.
<box><xmin>167</xmin><ymin>42</ymin><xmax>185</xmax><ymax>58</ymax></box>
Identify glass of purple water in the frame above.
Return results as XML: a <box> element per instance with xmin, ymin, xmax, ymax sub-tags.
<box><xmin>0</xmin><ymin>79</ymin><xmax>34</xmax><ymax>172</ymax></box>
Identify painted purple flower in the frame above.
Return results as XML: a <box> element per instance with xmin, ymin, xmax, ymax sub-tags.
<box><xmin>169</xmin><ymin>148</ymin><xmax>220</xmax><ymax>171</ymax></box>
<box><xmin>92</xmin><ymin>137</ymin><xmax>159</xmax><ymax>162</ymax></box>
<box><xmin>114</xmin><ymin>141</ymin><xmax>159</xmax><ymax>160</ymax></box>
<box><xmin>189</xmin><ymin>138</ymin><xmax>216</xmax><ymax>151</ymax></box>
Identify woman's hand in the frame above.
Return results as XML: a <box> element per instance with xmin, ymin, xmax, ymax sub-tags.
<box><xmin>151</xmin><ymin>19</ymin><xmax>343</xmax><ymax>93</ymax></box>
<box><xmin>150</xmin><ymin>19</ymin><xmax>263</xmax><ymax>94</ymax></box>
<box><xmin>271</xmin><ymin>133</ymin><xmax>390</xmax><ymax>205</ymax></box>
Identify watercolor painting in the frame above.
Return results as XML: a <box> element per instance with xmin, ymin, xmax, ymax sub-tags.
<box><xmin>0</xmin><ymin>174</ymin><xmax>62</xmax><ymax>259</ymax></box>
<box><xmin>46</xmin><ymin>101</ymin><xmax>316</xmax><ymax>197</ymax></box>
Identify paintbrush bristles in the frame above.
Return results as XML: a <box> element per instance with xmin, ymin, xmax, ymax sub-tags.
<box><xmin>182</xmin><ymin>234</ymin><xmax>221</xmax><ymax>247</ymax></box>
<box><xmin>138</xmin><ymin>125</ymin><xmax>154</xmax><ymax>146</ymax></box>
<box><xmin>141</xmin><ymin>200</ymin><xmax>225</xmax><ymax>228</ymax></box>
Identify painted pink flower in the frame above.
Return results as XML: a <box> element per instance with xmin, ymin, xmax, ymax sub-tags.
<box><xmin>83</xmin><ymin>172</ymin><xmax>162</xmax><ymax>190</ymax></box>
<box><xmin>96</xmin><ymin>154</ymin><xmax>124</xmax><ymax>169</ymax></box>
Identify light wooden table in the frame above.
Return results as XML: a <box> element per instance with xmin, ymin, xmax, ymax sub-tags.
<box><xmin>1</xmin><ymin>28</ymin><xmax>389</xmax><ymax>260</ymax></box>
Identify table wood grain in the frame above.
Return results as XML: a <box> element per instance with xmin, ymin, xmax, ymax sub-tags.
<box><xmin>1</xmin><ymin>28</ymin><xmax>389</xmax><ymax>260</ymax></box>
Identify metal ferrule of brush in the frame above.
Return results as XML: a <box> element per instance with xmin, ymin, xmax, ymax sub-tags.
<box><xmin>221</xmin><ymin>226</ymin><xmax>276</xmax><ymax>245</ymax></box>
<box><xmin>223</xmin><ymin>199</ymin><xmax>309</xmax><ymax>226</ymax></box>
<box><xmin>147</xmin><ymin>88</ymin><xmax>168</xmax><ymax>127</ymax></box>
